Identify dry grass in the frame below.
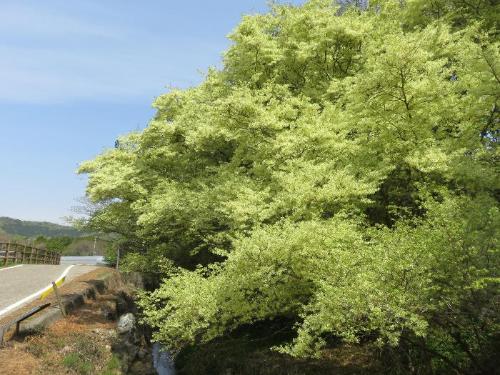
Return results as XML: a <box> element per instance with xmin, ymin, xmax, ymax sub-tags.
<box><xmin>0</xmin><ymin>347</ymin><xmax>39</xmax><ymax>375</ymax></box>
<box><xmin>0</xmin><ymin>269</ymin><xmax>124</xmax><ymax>375</ymax></box>
<box><xmin>0</xmin><ymin>298</ymin><xmax>122</xmax><ymax>375</ymax></box>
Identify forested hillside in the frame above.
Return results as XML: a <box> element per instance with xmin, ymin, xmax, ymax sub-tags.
<box><xmin>79</xmin><ymin>0</ymin><xmax>499</xmax><ymax>373</ymax></box>
<box><xmin>0</xmin><ymin>217</ymin><xmax>82</xmax><ymax>238</ymax></box>
<box><xmin>0</xmin><ymin>217</ymin><xmax>110</xmax><ymax>255</ymax></box>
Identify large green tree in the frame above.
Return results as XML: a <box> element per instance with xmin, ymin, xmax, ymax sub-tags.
<box><xmin>80</xmin><ymin>0</ymin><xmax>499</xmax><ymax>373</ymax></box>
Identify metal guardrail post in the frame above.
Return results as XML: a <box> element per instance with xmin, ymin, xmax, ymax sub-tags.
<box><xmin>0</xmin><ymin>303</ymin><xmax>51</xmax><ymax>346</ymax></box>
<box><xmin>52</xmin><ymin>282</ymin><xmax>66</xmax><ymax>317</ymax></box>
<box><xmin>0</xmin><ymin>326</ymin><xmax>6</xmax><ymax>346</ymax></box>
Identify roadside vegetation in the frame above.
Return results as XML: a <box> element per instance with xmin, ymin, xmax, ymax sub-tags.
<box><xmin>34</xmin><ymin>236</ymin><xmax>111</xmax><ymax>256</ymax></box>
<box><xmin>79</xmin><ymin>0</ymin><xmax>499</xmax><ymax>374</ymax></box>
<box><xmin>0</xmin><ymin>218</ymin><xmax>110</xmax><ymax>256</ymax></box>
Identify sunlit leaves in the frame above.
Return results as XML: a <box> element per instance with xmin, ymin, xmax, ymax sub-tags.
<box><xmin>80</xmin><ymin>0</ymin><xmax>499</xmax><ymax>369</ymax></box>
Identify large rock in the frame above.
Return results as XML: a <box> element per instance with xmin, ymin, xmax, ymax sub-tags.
<box><xmin>117</xmin><ymin>313</ymin><xmax>136</xmax><ymax>335</ymax></box>
<box><xmin>113</xmin><ymin>313</ymin><xmax>155</xmax><ymax>373</ymax></box>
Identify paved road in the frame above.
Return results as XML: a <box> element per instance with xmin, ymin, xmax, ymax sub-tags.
<box><xmin>0</xmin><ymin>265</ymin><xmax>97</xmax><ymax>317</ymax></box>
<box><xmin>60</xmin><ymin>256</ymin><xmax>107</xmax><ymax>266</ymax></box>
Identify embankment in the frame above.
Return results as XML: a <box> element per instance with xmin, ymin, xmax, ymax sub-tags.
<box><xmin>0</xmin><ymin>268</ymin><xmax>155</xmax><ymax>375</ymax></box>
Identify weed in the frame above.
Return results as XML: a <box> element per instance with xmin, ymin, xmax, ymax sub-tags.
<box><xmin>100</xmin><ymin>354</ymin><xmax>122</xmax><ymax>375</ymax></box>
<box><xmin>62</xmin><ymin>352</ymin><xmax>93</xmax><ymax>374</ymax></box>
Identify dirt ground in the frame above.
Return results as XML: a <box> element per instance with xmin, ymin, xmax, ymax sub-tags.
<box><xmin>0</xmin><ymin>297</ymin><xmax>122</xmax><ymax>374</ymax></box>
<box><xmin>0</xmin><ymin>269</ymin><xmax>125</xmax><ymax>375</ymax></box>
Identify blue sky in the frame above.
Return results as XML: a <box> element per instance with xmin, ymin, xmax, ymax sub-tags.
<box><xmin>0</xmin><ymin>0</ymin><xmax>302</xmax><ymax>224</ymax></box>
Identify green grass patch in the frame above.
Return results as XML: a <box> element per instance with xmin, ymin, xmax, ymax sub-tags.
<box><xmin>62</xmin><ymin>352</ymin><xmax>93</xmax><ymax>375</ymax></box>
<box><xmin>99</xmin><ymin>355</ymin><xmax>122</xmax><ymax>375</ymax></box>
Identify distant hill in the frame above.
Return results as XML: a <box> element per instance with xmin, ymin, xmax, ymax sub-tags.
<box><xmin>0</xmin><ymin>217</ymin><xmax>83</xmax><ymax>238</ymax></box>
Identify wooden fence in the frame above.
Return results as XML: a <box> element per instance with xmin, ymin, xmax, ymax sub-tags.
<box><xmin>0</xmin><ymin>242</ymin><xmax>61</xmax><ymax>266</ymax></box>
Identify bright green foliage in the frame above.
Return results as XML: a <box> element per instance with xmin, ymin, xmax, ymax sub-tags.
<box><xmin>35</xmin><ymin>236</ymin><xmax>73</xmax><ymax>251</ymax></box>
<box><xmin>80</xmin><ymin>0</ymin><xmax>499</xmax><ymax>372</ymax></box>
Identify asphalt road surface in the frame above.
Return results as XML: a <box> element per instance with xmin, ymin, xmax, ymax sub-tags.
<box><xmin>60</xmin><ymin>256</ymin><xmax>107</xmax><ymax>266</ymax></box>
<box><xmin>0</xmin><ymin>264</ymin><xmax>97</xmax><ymax>318</ymax></box>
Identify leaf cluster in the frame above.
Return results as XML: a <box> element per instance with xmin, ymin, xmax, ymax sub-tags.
<box><xmin>80</xmin><ymin>1</ymin><xmax>499</xmax><ymax>372</ymax></box>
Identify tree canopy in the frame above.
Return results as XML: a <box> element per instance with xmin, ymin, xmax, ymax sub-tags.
<box><xmin>80</xmin><ymin>0</ymin><xmax>499</xmax><ymax>373</ymax></box>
